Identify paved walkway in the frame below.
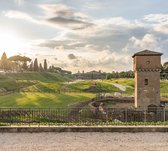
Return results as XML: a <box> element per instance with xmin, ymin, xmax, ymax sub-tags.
<box><xmin>0</xmin><ymin>132</ymin><xmax>168</xmax><ymax>151</ymax></box>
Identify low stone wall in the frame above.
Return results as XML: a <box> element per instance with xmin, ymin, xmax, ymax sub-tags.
<box><xmin>0</xmin><ymin>126</ymin><xmax>168</xmax><ymax>133</ymax></box>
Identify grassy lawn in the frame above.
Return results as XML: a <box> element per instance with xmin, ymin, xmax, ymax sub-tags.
<box><xmin>105</xmin><ymin>78</ymin><xmax>134</xmax><ymax>87</ymax></box>
<box><xmin>0</xmin><ymin>71</ymin><xmax>168</xmax><ymax>109</ymax></box>
<box><xmin>21</xmin><ymin>81</ymin><xmax>63</xmax><ymax>93</ymax></box>
<box><xmin>1</xmin><ymin>72</ymin><xmax>71</xmax><ymax>82</ymax></box>
<box><xmin>160</xmin><ymin>81</ymin><xmax>168</xmax><ymax>97</ymax></box>
<box><xmin>67</xmin><ymin>80</ymin><xmax>120</xmax><ymax>93</ymax></box>
<box><xmin>0</xmin><ymin>92</ymin><xmax>95</xmax><ymax>108</ymax></box>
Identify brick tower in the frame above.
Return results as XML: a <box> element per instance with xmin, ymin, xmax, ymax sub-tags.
<box><xmin>132</xmin><ymin>50</ymin><xmax>163</xmax><ymax>109</ymax></box>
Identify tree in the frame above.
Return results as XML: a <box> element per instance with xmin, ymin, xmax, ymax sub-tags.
<box><xmin>0</xmin><ymin>52</ymin><xmax>8</xmax><ymax>71</ymax></box>
<box><xmin>9</xmin><ymin>55</ymin><xmax>31</xmax><ymax>71</ymax></box>
<box><xmin>9</xmin><ymin>55</ymin><xmax>31</xmax><ymax>62</ymax></box>
<box><xmin>44</xmin><ymin>59</ymin><xmax>47</xmax><ymax>71</ymax></box>
<box><xmin>29</xmin><ymin>62</ymin><xmax>33</xmax><ymax>71</ymax></box>
<box><xmin>22</xmin><ymin>61</ymin><xmax>28</xmax><ymax>70</ymax></box>
<box><xmin>106</xmin><ymin>73</ymin><xmax>112</xmax><ymax>80</ymax></box>
<box><xmin>163</xmin><ymin>62</ymin><xmax>168</xmax><ymax>73</ymax></box>
<box><xmin>39</xmin><ymin>63</ymin><xmax>43</xmax><ymax>72</ymax></box>
<box><xmin>34</xmin><ymin>58</ymin><xmax>39</xmax><ymax>72</ymax></box>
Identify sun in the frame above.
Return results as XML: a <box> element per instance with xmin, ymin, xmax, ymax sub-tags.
<box><xmin>0</xmin><ymin>32</ymin><xmax>26</xmax><ymax>56</ymax></box>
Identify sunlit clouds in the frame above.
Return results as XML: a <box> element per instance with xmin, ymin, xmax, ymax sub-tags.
<box><xmin>0</xmin><ymin>1</ymin><xmax>168</xmax><ymax>72</ymax></box>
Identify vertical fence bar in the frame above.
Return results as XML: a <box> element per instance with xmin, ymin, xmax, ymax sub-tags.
<box><xmin>10</xmin><ymin>108</ymin><xmax>12</xmax><ymax>126</ymax></box>
<box><xmin>38</xmin><ymin>108</ymin><xmax>40</xmax><ymax>127</ymax></box>
<box><xmin>125</xmin><ymin>108</ymin><xmax>127</xmax><ymax>123</ymax></box>
<box><xmin>164</xmin><ymin>107</ymin><xmax>166</xmax><ymax>123</ymax></box>
<box><xmin>144</xmin><ymin>110</ymin><xmax>147</xmax><ymax>122</ymax></box>
<box><xmin>29</xmin><ymin>108</ymin><xmax>30</xmax><ymax>127</ymax></box>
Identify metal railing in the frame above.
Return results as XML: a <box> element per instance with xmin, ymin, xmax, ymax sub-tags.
<box><xmin>0</xmin><ymin>107</ymin><xmax>167</xmax><ymax>126</ymax></box>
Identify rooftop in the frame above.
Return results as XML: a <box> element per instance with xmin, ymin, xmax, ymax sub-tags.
<box><xmin>132</xmin><ymin>50</ymin><xmax>163</xmax><ymax>58</ymax></box>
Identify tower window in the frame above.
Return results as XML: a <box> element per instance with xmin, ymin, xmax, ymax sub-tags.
<box><xmin>145</xmin><ymin>79</ymin><xmax>148</xmax><ymax>85</ymax></box>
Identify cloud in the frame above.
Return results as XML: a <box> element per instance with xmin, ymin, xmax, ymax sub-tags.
<box><xmin>64</xmin><ymin>50</ymin><xmax>130</xmax><ymax>72</ymax></box>
<box><xmin>68</xmin><ymin>54</ymin><xmax>77</xmax><ymax>60</ymax></box>
<box><xmin>40</xmin><ymin>4</ymin><xmax>94</xmax><ymax>30</ymax></box>
<box><xmin>3</xmin><ymin>10</ymin><xmax>38</xmax><ymax>23</ymax></box>
<box><xmin>38</xmin><ymin>17</ymin><xmax>146</xmax><ymax>52</ymax></box>
<box><xmin>144</xmin><ymin>14</ymin><xmax>168</xmax><ymax>34</ymax></box>
<box><xmin>144</xmin><ymin>14</ymin><xmax>168</xmax><ymax>23</ymax></box>
<box><xmin>4</xmin><ymin>3</ymin><xmax>94</xmax><ymax>30</ymax></box>
<box><xmin>47</xmin><ymin>17</ymin><xmax>93</xmax><ymax>30</ymax></box>
<box><xmin>38</xmin><ymin>39</ymin><xmax>86</xmax><ymax>50</ymax></box>
<box><xmin>4</xmin><ymin>5</ymin><xmax>168</xmax><ymax>71</ymax></box>
<box><xmin>14</xmin><ymin>0</ymin><xmax>24</xmax><ymax>6</ymax></box>
<box><xmin>122</xmin><ymin>34</ymin><xmax>162</xmax><ymax>53</ymax></box>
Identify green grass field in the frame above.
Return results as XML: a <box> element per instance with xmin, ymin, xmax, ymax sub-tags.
<box><xmin>0</xmin><ymin>92</ymin><xmax>95</xmax><ymax>108</ymax></box>
<box><xmin>0</xmin><ymin>72</ymin><xmax>96</xmax><ymax>108</ymax></box>
<box><xmin>0</xmin><ymin>73</ymin><xmax>168</xmax><ymax>108</ymax></box>
<box><xmin>66</xmin><ymin>80</ymin><xmax>120</xmax><ymax>93</ymax></box>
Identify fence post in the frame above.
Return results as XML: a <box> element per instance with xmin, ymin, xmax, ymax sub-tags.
<box><xmin>38</xmin><ymin>108</ymin><xmax>40</xmax><ymax>127</ymax></box>
<box><xmin>29</xmin><ymin>108</ymin><xmax>30</xmax><ymax>127</ymax></box>
<box><xmin>144</xmin><ymin>110</ymin><xmax>147</xmax><ymax>122</ymax></box>
<box><xmin>125</xmin><ymin>108</ymin><xmax>127</xmax><ymax>123</ymax></box>
<box><xmin>164</xmin><ymin>107</ymin><xmax>166</xmax><ymax>122</ymax></box>
<box><xmin>10</xmin><ymin>108</ymin><xmax>12</xmax><ymax>126</ymax></box>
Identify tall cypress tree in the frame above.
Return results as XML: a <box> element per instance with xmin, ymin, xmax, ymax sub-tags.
<box><xmin>44</xmin><ymin>59</ymin><xmax>47</xmax><ymax>71</ymax></box>
<box><xmin>39</xmin><ymin>63</ymin><xmax>43</xmax><ymax>72</ymax></box>
<box><xmin>34</xmin><ymin>58</ymin><xmax>39</xmax><ymax>72</ymax></box>
<box><xmin>29</xmin><ymin>62</ymin><xmax>33</xmax><ymax>71</ymax></box>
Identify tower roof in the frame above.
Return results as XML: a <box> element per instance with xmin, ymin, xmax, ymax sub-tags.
<box><xmin>132</xmin><ymin>50</ymin><xmax>163</xmax><ymax>58</ymax></box>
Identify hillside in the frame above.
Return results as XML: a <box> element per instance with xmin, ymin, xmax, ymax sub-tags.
<box><xmin>0</xmin><ymin>72</ymin><xmax>71</xmax><ymax>91</ymax></box>
<box><xmin>0</xmin><ymin>72</ymin><xmax>96</xmax><ymax>108</ymax></box>
<box><xmin>0</xmin><ymin>74</ymin><xmax>168</xmax><ymax>108</ymax></box>
<box><xmin>0</xmin><ymin>72</ymin><xmax>71</xmax><ymax>82</ymax></box>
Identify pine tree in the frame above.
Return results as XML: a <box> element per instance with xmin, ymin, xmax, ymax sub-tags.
<box><xmin>34</xmin><ymin>58</ymin><xmax>39</xmax><ymax>72</ymax></box>
<box><xmin>44</xmin><ymin>59</ymin><xmax>47</xmax><ymax>71</ymax></box>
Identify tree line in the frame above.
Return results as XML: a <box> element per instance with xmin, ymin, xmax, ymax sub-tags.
<box><xmin>106</xmin><ymin>71</ymin><xmax>134</xmax><ymax>79</ymax></box>
<box><xmin>0</xmin><ymin>52</ymin><xmax>49</xmax><ymax>72</ymax></box>
<box><xmin>106</xmin><ymin>62</ymin><xmax>168</xmax><ymax>80</ymax></box>
<box><xmin>161</xmin><ymin>62</ymin><xmax>168</xmax><ymax>73</ymax></box>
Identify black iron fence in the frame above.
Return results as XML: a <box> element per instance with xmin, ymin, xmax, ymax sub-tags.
<box><xmin>0</xmin><ymin>107</ymin><xmax>167</xmax><ymax>126</ymax></box>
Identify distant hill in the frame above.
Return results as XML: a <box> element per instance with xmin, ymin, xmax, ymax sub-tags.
<box><xmin>0</xmin><ymin>72</ymin><xmax>72</xmax><ymax>82</ymax></box>
<box><xmin>0</xmin><ymin>72</ymin><xmax>72</xmax><ymax>92</ymax></box>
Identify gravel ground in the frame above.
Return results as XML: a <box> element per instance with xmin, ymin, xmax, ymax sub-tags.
<box><xmin>0</xmin><ymin>132</ymin><xmax>168</xmax><ymax>151</ymax></box>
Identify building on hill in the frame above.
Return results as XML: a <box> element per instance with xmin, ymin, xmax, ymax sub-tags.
<box><xmin>132</xmin><ymin>50</ymin><xmax>163</xmax><ymax>109</ymax></box>
<box><xmin>73</xmin><ymin>70</ymin><xmax>107</xmax><ymax>79</ymax></box>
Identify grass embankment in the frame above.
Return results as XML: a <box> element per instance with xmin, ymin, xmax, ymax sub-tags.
<box><xmin>67</xmin><ymin>80</ymin><xmax>120</xmax><ymax>93</ymax></box>
<box><xmin>106</xmin><ymin>78</ymin><xmax>168</xmax><ymax>97</ymax></box>
<box><xmin>104</xmin><ymin>79</ymin><xmax>134</xmax><ymax>95</ymax></box>
<box><xmin>0</xmin><ymin>92</ymin><xmax>95</xmax><ymax>108</ymax></box>
<box><xmin>0</xmin><ymin>72</ymin><xmax>95</xmax><ymax>108</ymax></box>
<box><xmin>1</xmin><ymin>73</ymin><xmax>168</xmax><ymax>108</ymax></box>
<box><xmin>0</xmin><ymin>72</ymin><xmax>71</xmax><ymax>91</ymax></box>
<box><xmin>160</xmin><ymin>80</ymin><xmax>168</xmax><ymax>98</ymax></box>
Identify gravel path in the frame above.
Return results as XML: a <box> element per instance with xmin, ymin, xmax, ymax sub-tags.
<box><xmin>0</xmin><ymin>132</ymin><xmax>168</xmax><ymax>151</ymax></box>
<box><xmin>112</xmin><ymin>83</ymin><xmax>126</xmax><ymax>92</ymax></box>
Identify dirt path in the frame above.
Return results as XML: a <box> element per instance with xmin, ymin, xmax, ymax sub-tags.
<box><xmin>112</xmin><ymin>83</ymin><xmax>126</xmax><ymax>91</ymax></box>
<box><xmin>0</xmin><ymin>132</ymin><xmax>168</xmax><ymax>151</ymax></box>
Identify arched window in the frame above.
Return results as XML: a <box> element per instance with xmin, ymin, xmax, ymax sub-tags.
<box><xmin>145</xmin><ymin>79</ymin><xmax>148</xmax><ymax>85</ymax></box>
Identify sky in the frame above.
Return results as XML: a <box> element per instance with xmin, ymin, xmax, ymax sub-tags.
<box><xmin>0</xmin><ymin>0</ymin><xmax>168</xmax><ymax>73</ymax></box>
